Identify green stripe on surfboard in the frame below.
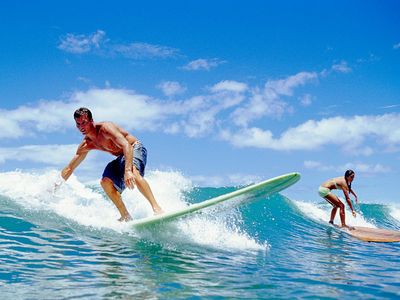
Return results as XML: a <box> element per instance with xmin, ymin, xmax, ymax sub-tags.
<box><xmin>130</xmin><ymin>172</ymin><xmax>301</xmax><ymax>228</ymax></box>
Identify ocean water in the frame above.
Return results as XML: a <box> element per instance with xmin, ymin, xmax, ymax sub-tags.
<box><xmin>1</xmin><ymin>170</ymin><xmax>400</xmax><ymax>299</ymax></box>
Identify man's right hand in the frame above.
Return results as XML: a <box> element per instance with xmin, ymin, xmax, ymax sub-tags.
<box><xmin>53</xmin><ymin>173</ymin><xmax>65</xmax><ymax>192</ymax></box>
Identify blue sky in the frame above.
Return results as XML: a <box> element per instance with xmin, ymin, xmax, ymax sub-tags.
<box><xmin>1</xmin><ymin>1</ymin><xmax>400</xmax><ymax>202</ymax></box>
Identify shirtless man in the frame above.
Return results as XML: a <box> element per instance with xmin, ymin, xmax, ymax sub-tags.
<box><xmin>60</xmin><ymin>107</ymin><xmax>163</xmax><ymax>221</ymax></box>
<box><xmin>318</xmin><ymin>169</ymin><xmax>358</xmax><ymax>229</ymax></box>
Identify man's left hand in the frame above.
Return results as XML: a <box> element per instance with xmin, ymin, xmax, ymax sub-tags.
<box><xmin>124</xmin><ymin>170</ymin><xmax>136</xmax><ymax>189</ymax></box>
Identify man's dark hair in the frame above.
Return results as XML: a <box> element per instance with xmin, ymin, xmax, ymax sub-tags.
<box><xmin>74</xmin><ymin>107</ymin><xmax>93</xmax><ymax>121</ymax></box>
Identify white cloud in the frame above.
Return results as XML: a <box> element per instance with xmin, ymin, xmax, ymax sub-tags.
<box><xmin>304</xmin><ymin>160</ymin><xmax>325</xmax><ymax>169</ymax></box>
<box><xmin>351</xmin><ymin>162</ymin><xmax>391</xmax><ymax>174</ymax></box>
<box><xmin>332</xmin><ymin>61</ymin><xmax>352</xmax><ymax>73</ymax></box>
<box><xmin>181</xmin><ymin>106</ymin><xmax>219</xmax><ymax>137</ymax></box>
<box><xmin>231</xmin><ymin>71</ymin><xmax>317</xmax><ymax>126</ymax></box>
<box><xmin>0</xmin><ymin>88</ymin><xmax>172</xmax><ymax>139</ymax></box>
<box><xmin>0</xmin><ymin>144</ymin><xmax>77</xmax><ymax>165</ymax></box>
<box><xmin>58</xmin><ymin>30</ymin><xmax>178</xmax><ymax>59</ymax></box>
<box><xmin>210</xmin><ymin>80</ymin><xmax>248</xmax><ymax>93</ymax></box>
<box><xmin>321</xmin><ymin>61</ymin><xmax>353</xmax><ymax>77</ymax></box>
<box><xmin>304</xmin><ymin>160</ymin><xmax>391</xmax><ymax>174</ymax></box>
<box><xmin>0</xmin><ymin>87</ymin><xmax>228</xmax><ymax>139</ymax></box>
<box><xmin>77</xmin><ymin>76</ymin><xmax>91</xmax><ymax>84</ymax></box>
<box><xmin>173</xmin><ymin>85</ymin><xmax>248</xmax><ymax>137</ymax></box>
<box><xmin>58</xmin><ymin>30</ymin><xmax>106</xmax><ymax>54</ymax></box>
<box><xmin>0</xmin><ymin>144</ymin><xmax>108</xmax><ymax>181</ymax></box>
<box><xmin>220</xmin><ymin>127</ymin><xmax>275</xmax><ymax>149</ymax></box>
<box><xmin>0</xmin><ymin>100</ymin><xmax>74</xmax><ymax>138</ymax></box>
<box><xmin>231</xmin><ymin>88</ymin><xmax>289</xmax><ymax>127</ymax></box>
<box><xmin>6</xmin><ymin>69</ymin><xmax>395</xmax><ymax>157</ymax></box>
<box><xmin>381</xmin><ymin>104</ymin><xmax>400</xmax><ymax>109</ymax></box>
<box><xmin>0</xmin><ymin>70</ymin><xmax>324</xmax><ymax>141</ymax></box>
<box><xmin>157</xmin><ymin>81</ymin><xmax>186</xmax><ymax>97</ymax></box>
<box><xmin>182</xmin><ymin>58</ymin><xmax>226</xmax><ymax>71</ymax></box>
<box><xmin>221</xmin><ymin>114</ymin><xmax>400</xmax><ymax>153</ymax></box>
<box><xmin>265</xmin><ymin>72</ymin><xmax>318</xmax><ymax>96</ymax></box>
<box><xmin>299</xmin><ymin>94</ymin><xmax>313</xmax><ymax>106</ymax></box>
<box><xmin>0</xmin><ymin>115</ymin><xmax>25</xmax><ymax>139</ymax></box>
<box><xmin>357</xmin><ymin>53</ymin><xmax>380</xmax><ymax>64</ymax></box>
<box><xmin>71</xmin><ymin>89</ymin><xmax>169</xmax><ymax>130</ymax></box>
<box><xmin>167</xmin><ymin>96</ymin><xmax>222</xmax><ymax>138</ymax></box>
<box><xmin>111</xmin><ymin>42</ymin><xmax>179</xmax><ymax>59</ymax></box>
<box><xmin>393</xmin><ymin>43</ymin><xmax>400</xmax><ymax>50</ymax></box>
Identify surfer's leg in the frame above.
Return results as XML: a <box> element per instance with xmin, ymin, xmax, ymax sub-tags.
<box><xmin>330</xmin><ymin>207</ymin><xmax>338</xmax><ymax>224</ymax></box>
<box><xmin>101</xmin><ymin>177</ymin><xmax>132</xmax><ymax>221</ymax></box>
<box><xmin>325</xmin><ymin>194</ymin><xmax>346</xmax><ymax>226</ymax></box>
<box><xmin>337</xmin><ymin>203</ymin><xmax>346</xmax><ymax>227</ymax></box>
<box><xmin>132</xmin><ymin>168</ymin><xmax>163</xmax><ymax>215</ymax></box>
<box><xmin>132</xmin><ymin>143</ymin><xmax>163</xmax><ymax>215</ymax></box>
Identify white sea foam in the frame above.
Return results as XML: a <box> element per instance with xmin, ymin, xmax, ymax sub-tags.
<box><xmin>293</xmin><ymin>199</ymin><xmax>376</xmax><ymax>228</ymax></box>
<box><xmin>0</xmin><ymin>170</ymin><xmax>120</xmax><ymax>229</ymax></box>
<box><xmin>159</xmin><ymin>212</ymin><xmax>267</xmax><ymax>252</ymax></box>
<box><xmin>389</xmin><ymin>206</ymin><xmax>400</xmax><ymax>222</ymax></box>
<box><xmin>0</xmin><ymin>169</ymin><xmax>266</xmax><ymax>252</ymax></box>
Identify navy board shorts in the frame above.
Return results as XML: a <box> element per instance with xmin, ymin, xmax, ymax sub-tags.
<box><xmin>102</xmin><ymin>142</ymin><xmax>147</xmax><ymax>193</ymax></box>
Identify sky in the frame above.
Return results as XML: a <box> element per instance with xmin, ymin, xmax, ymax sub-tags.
<box><xmin>1</xmin><ymin>0</ymin><xmax>400</xmax><ymax>202</ymax></box>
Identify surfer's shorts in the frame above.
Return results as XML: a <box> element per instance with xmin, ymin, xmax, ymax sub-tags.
<box><xmin>318</xmin><ymin>186</ymin><xmax>331</xmax><ymax>198</ymax></box>
<box><xmin>102</xmin><ymin>142</ymin><xmax>147</xmax><ymax>193</ymax></box>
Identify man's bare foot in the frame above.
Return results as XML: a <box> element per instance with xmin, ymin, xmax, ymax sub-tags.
<box><xmin>118</xmin><ymin>215</ymin><xmax>132</xmax><ymax>222</ymax></box>
<box><xmin>153</xmin><ymin>207</ymin><xmax>164</xmax><ymax>215</ymax></box>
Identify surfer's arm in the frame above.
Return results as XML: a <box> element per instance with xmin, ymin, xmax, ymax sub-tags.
<box><xmin>343</xmin><ymin>189</ymin><xmax>356</xmax><ymax>217</ymax></box>
<box><xmin>349</xmin><ymin>188</ymin><xmax>358</xmax><ymax>203</ymax></box>
<box><xmin>61</xmin><ymin>142</ymin><xmax>90</xmax><ymax>181</ymax></box>
<box><xmin>103</xmin><ymin>123</ymin><xmax>135</xmax><ymax>189</ymax></box>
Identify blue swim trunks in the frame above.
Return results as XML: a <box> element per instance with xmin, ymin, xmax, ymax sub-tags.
<box><xmin>102</xmin><ymin>142</ymin><xmax>147</xmax><ymax>193</ymax></box>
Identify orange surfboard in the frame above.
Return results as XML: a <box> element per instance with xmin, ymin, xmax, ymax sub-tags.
<box><xmin>340</xmin><ymin>226</ymin><xmax>400</xmax><ymax>243</ymax></box>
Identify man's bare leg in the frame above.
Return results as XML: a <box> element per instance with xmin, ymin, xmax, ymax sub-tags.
<box><xmin>101</xmin><ymin>177</ymin><xmax>132</xmax><ymax>221</ymax></box>
<box><xmin>134</xmin><ymin>174</ymin><xmax>163</xmax><ymax>215</ymax></box>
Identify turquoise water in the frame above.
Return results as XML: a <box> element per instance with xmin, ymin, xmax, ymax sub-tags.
<box><xmin>1</xmin><ymin>171</ymin><xmax>400</xmax><ymax>299</ymax></box>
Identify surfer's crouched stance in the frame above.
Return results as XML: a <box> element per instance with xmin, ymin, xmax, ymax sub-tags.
<box><xmin>318</xmin><ymin>170</ymin><xmax>358</xmax><ymax>230</ymax></box>
<box><xmin>60</xmin><ymin>107</ymin><xmax>164</xmax><ymax>221</ymax></box>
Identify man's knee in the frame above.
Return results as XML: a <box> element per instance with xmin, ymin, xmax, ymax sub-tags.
<box><xmin>101</xmin><ymin>177</ymin><xmax>114</xmax><ymax>189</ymax></box>
<box><xmin>134</xmin><ymin>174</ymin><xmax>147</xmax><ymax>186</ymax></box>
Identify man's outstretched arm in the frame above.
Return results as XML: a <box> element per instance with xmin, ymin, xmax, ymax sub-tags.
<box><xmin>61</xmin><ymin>142</ymin><xmax>89</xmax><ymax>181</ymax></box>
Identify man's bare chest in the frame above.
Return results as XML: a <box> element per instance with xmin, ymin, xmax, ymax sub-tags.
<box><xmin>88</xmin><ymin>136</ymin><xmax>122</xmax><ymax>155</ymax></box>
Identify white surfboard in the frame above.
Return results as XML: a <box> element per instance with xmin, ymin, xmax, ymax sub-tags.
<box><xmin>130</xmin><ymin>172</ymin><xmax>300</xmax><ymax>229</ymax></box>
